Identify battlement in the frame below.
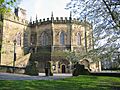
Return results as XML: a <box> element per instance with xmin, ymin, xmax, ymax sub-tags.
<box><xmin>30</xmin><ymin>17</ymin><xmax>91</xmax><ymax>26</ymax></box>
<box><xmin>3</xmin><ymin>12</ymin><xmax>29</xmax><ymax>25</ymax></box>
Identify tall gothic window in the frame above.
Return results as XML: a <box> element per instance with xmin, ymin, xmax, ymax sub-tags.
<box><xmin>31</xmin><ymin>33</ymin><xmax>37</xmax><ymax>45</ymax></box>
<box><xmin>40</xmin><ymin>32</ymin><xmax>48</xmax><ymax>46</ymax></box>
<box><xmin>60</xmin><ymin>32</ymin><xmax>65</xmax><ymax>45</ymax></box>
<box><xmin>77</xmin><ymin>33</ymin><xmax>81</xmax><ymax>45</ymax></box>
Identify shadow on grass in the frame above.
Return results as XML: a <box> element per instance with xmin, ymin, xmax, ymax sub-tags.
<box><xmin>0</xmin><ymin>75</ymin><xmax>120</xmax><ymax>90</ymax></box>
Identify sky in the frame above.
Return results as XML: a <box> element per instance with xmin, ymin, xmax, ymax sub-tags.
<box><xmin>19</xmin><ymin>0</ymin><xmax>71</xmax><ymax>21</ymax></box>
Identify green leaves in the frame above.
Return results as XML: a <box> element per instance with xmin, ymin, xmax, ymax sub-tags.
<box><xmin>0</xmin><ymin>0</ymin><xmax>19</xmax><ymax>14</ymax></box>
<box><xmin>66</xmin><ymin>51</ymin><xmax>80</xmax><ymax>63</ymax></box>
<box><xmin>0</xmin><ymin>0</ymin><xmax>4</xmax><ymax>5</ymax></box>
<box><xmin>66</xmin><ymin>0</ymin><xmax>120</xmax><ymax>63</ymax></box>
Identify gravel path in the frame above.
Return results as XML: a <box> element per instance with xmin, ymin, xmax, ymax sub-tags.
<box><xmin>0</xmin><ymin>73</ymin><xmax>72</xmax><ymax>80</ymax></box>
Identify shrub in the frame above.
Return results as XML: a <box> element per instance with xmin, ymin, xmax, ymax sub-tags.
<box><xmin>72</xmin><ymin>62</ymin><xmax>90</xmax><ymax>76</ymax></box>
<box><xmin>25</xmin><ymin>61</ymin><xmax>38</xmax><ymax>76</ymax></box>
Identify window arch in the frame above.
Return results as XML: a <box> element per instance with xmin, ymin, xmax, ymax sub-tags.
<box><xmin>60</xmin><ymin>32</ymin><xmax>65</xmax><ymax>45</ymax></box>
<box><xmin>40</xmin><ymin>32</ymin><xmax>48</xmax><ymax>46</ymax></box>
<box><xmin>76</xmin><ymin>33</ymin><xmax>81</xmax><ymax>45</ymax></box>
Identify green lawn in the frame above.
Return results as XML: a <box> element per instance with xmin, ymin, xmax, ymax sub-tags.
<box><xmin>0</xmin><ymin>75</ymin><xmax>120</xmax><ymax>90</ymax></box>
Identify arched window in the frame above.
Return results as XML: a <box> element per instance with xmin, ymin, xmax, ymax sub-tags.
<box><xmin>77</xmin><ymin>33</ymin><xmax>81</xmax><ymax>45</ymax></box>
<box><xmin>40</xmin><ymin>32</ymin><xmax>48</xmax><ymax>46</ymax></box>
<box><xmin>60</xmin><ymin>32</ymin><xmax>65</xmax><ymax>45</ymax></box>
<box><xmin>31</xmin><ymin>33</ymin><xmax>36</xmax><ymax>45</ymax></box>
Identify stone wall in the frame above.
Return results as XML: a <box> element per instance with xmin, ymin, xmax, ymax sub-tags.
<box><xmin>37</xmin><ymin>24</ymin><xmax>52</xmax><ymax>46</ymax></box>
<box><xmin>53</xmin><ymin>24</ymin><xmax>69</xmax><ymax>46</ymax></box>
<box><xmin>1</xmin><ymin>13</ymin><xmax>30</xmax><ymax>66</ymax></box>
<box><xmin>30</xmin><ymin>17</ymin><xmax>93</xmax><ymax>52</ymax></box>
<box><xmin>52</xmin><ymin>22</ymin><xmax>92</xmax><ymax>52</ymax></box>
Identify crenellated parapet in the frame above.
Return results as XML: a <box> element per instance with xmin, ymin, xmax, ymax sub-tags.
<box><xmin>30</xmin><ymin>17</ymin><xmax>70</xmax><ymax>25</ymax></box>
<box><xmin>30</xmin><ymin>17</ymin><xmax>91</xmax><ymax>27</ymax></box>
<box><xmin>3</xmin><ymin>12</ymin><xmax>29</xmax><ymax>26</ymax></box>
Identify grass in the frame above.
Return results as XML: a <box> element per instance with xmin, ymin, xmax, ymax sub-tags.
<box><xmin>0</xmin><ymin>75</ymin><xmax>120</xmax><ymax>90</ymax></box>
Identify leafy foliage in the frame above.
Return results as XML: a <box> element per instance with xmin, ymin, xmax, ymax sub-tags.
<box><xmin>66</xmin><ymin>51</ymin><xmax>80</xmax><ymax>63</ymax></box>
<box><xmin>0</xmin><ymin>0</ymin><xmax>20</xmax><ymax>14</ymax></box>
<box><xmin>73</xmin><ymin>63</ymin><xmax>90</xmax><ymax>76</ymax></box>
<box><xmin>66</xmin><ymin>0</ymin><xmax>120</xmax><ymax>63</ymax></box>
<box><xmin>25</xmin><ymin>61</ymin><xmax>39</xmax><ymax>76</ymax></box>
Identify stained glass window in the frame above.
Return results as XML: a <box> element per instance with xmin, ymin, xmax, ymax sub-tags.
<box><xmin>60</xmin><ymin>32</ymin><xmax>65</xmax><ymax>45</ymax></box>
<box><xmin>40</xmin><ymin>32</ymin><xmax>48</xmax><ymax>46</ymax></box>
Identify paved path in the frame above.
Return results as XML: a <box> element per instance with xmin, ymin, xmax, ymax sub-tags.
<box><xmin>0</xmin><ymin>73</ymin><xmax>72</xmax><ymax>80</ymax></box>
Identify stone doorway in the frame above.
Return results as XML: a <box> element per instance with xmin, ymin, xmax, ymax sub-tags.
<box><xmin>62</xmin><ymin>65</ymin><xmax>66</xmax><ymax>73</ymax></box>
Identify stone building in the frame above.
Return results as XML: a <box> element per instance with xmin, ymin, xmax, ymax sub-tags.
<box><xmin>0</xmin><ymin>8</ymin><xmax>100</xmax><ymax>73</ymax></box>
<box><xmin>0</xmin><ymin>8</ymin><xmax>30</xmax><ymax>67</ymax></box>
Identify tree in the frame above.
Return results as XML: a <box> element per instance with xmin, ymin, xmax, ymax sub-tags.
<box><xmin>66</xmin><ymin>51</ymin><xmax>79</xmax><ymax>64</ymax></box>
<box><xmin>0</xmin><ymin>0</ymin><xmax>21</xmax><ymax>27</ymax></box>
<box><xmin>66</xmin><ymin>0</ymin><xmax>120</xmax><ymax>63</ymax></box>
<box><xmin>0</xmin><ymin>0</ymin><xmax>20</xmax><ymax>14</ymax></box>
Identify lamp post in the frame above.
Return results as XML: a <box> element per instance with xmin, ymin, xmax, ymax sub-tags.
<box><xmin>84</xmin><ymin>15</ymin><xmax>87</xmax><ymax>53</ymax></box>
<box><xmin>13</xmin><ymin>39</ymin><xmax>16</xmax><ymax>73</ymax></box>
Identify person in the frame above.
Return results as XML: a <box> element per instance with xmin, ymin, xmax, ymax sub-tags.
<box><xmin>45</xmin><ymin>67</ymin><xmax>49</xmax><ymax>76</ymax></box>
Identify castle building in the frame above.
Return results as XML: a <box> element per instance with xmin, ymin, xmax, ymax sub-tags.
<box><xmin>0</xmin><ymin>8</ymin><xmax>100</xmax><ymax>73</ymax></box>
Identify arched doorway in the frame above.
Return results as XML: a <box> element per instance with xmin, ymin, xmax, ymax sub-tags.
<box><xmin>62</xmin><ymin>65</ymin><xmax>66</xmax><ymax>73</ymax></box>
